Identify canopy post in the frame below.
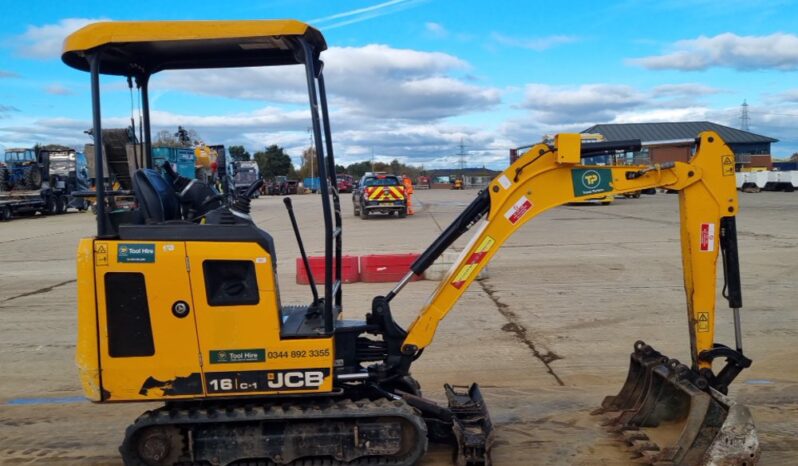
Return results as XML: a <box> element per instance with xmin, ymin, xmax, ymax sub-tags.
<box><xmin>89</xmin><ymin>51</ymin><xmax>107</xmax><ymax>237</ymax></box>
<box><xmin>300</xmin><ymin>39</ymin><xmax>334</xmax><ymax>334</ymax></box>
<box><xmin>140</xmin><ymin>73</ymin><xmax>152</xmax><ymax>169</ymax></box>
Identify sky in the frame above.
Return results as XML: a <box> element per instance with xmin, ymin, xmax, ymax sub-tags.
<box><xmin>1</xmin><ymin>0</ymin><xmax>797</xmax><ymax>169</ymax></box>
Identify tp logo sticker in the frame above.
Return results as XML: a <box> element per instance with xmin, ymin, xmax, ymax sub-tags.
<box><xmin>572</xmin><ymin>168</ymin><xmax>612</xmax><ymax>196</ymax></box>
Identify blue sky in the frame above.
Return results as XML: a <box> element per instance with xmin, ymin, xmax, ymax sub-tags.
<box><xmin>1</xmin><ymin>0</ymin><xmax>797</xmax><ymax>168</ymax></box>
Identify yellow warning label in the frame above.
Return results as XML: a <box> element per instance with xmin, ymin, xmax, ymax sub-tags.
<box><xmin>95</xmin><ymin>243</ymin><xmax>108</xmax><ymax>266</ymax></box>
<box><xmin>450</xmin><ymin>236</ymin><xmax>495</xmax><ymax>289</ymax></box>
<box><xmin>722</xmin><ymin>155</ymin><xmax>735</xmax><ymax>176</ymax></box>
<box><xmin>697</xmin><ymin>311</ymin><xmax>710</xmax><ymax>332</ymax></box>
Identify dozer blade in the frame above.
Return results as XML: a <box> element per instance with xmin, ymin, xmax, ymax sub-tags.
<box><xmin>398</xmin><ymin>383</ymin><xmax>494</xmax><ymax>465</ymax></box>
<box><xmin>445</xmin><ymin>383</ymin><xmax>494</xmax><ymax>466</ymax></box>
<box><xmin>593</xmin><ymin>341</ymin><xmax>760</xmax><ymax>466</ymax></box>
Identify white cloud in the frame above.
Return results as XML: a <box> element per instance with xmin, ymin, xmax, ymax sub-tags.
<box><xmin>772</xmin><ymin>89</ymin><xmax>798</xmax><ymax>103</ymax></box>
<box><xmin>518</xmin><ymin>82</ymin><xmax>732</xmax><ymax>126</ymax></box>
<box><xmin>613</xmin><ymin>107</ymin><xmax>712</xmax><ymax>123</ymax></box>
<box><xmin>491</xmin><ymin>32</ymin><xmax>579</xmax><ymax>51</ymax></box>
<box><xmin>505</xmin><ymin>80</ymin><xmax>798</xmax><ymax>156</ymax></box>
<box><xmin>44</xmin><ymin>83</ymin><xmax>73</xmax><ymax>96</ymax></box>
<box><xmin>521</xmin><ymin>84</ymin><xmax>646</xmax><ymax>124</ymax></box>
<box><xmin>0</xmin><ymin>70</ymin><xmax>20</xmax><ymax>78</ymax></box>
<box><xmin>425</xmin><ymin>22</ymin><xmax>448</xmax><ymax>38</ymax></box>
<box><xmin>14</xmin><ymin>17</ymin><xmax>108</xmax><ymax>59</ymax></box>
<box><xmin>158</xmin><ymin>44</ymin><xmax>500</xmax><ymax>120</ymax></box>
<box><xmin>651</xmin><ymin>83</ymin><xmax>722</xmax><ymax>97</ymax></box>
<box><xmin>630</xmin><ymin>33</ymin><xmax>798</xmax><ymax>71</ymax></box>
<box><xmin>0</xmin><ymin>105</ymin><xmax>507</xmax><ymax>168</ymax></box>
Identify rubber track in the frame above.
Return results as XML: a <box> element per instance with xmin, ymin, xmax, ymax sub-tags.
<box><xmin>120</xmin><ymin>397</ymin><xmax>428</xmax><ymax>466</ymax></box>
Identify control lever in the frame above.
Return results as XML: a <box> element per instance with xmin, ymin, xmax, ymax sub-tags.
<box><xmin>283</xmin><ymin>197</ymin><xmax>320</xmax><ymax>309</ymax></box>
<box><xmin>230</xmin><ymin>179</ymin><xmax>263</xmax><ymax>217</ymax></box>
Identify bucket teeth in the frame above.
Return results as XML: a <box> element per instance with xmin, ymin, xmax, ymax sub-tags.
<box><xmin>593</xmin><ymin>341</ymin><xmax>761</xmax><ymax>466</ymax></box>
<box><xmin>621</xmin><ymin>430</ymin><xmax>649</xmax><ymax>443</ymax></box>
<box><xmin>631</xmin><ymin>440</ymin><xmax>659</xmax><ymax>453</ymax></box>
<box><xmin>639</xmin><ymin>449</ymin><xmax>665</xmax><ymax>464</ymax></box>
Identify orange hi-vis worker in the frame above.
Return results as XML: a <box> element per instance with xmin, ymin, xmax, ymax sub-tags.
<box><xmin>402</xmin><ymin>176</ymin><xmax>415</xmax><ymax>215</ymax></box>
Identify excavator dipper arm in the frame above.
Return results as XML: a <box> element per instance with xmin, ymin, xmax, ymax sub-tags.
<box><xmin>403</xmin><ymin>131</ymin><xmax>744</xmax><ymax>378</ymax></box>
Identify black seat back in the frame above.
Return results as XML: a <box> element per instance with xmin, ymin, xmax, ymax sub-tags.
<box><xmin>132</xmin><ymin>169</ymin><xmax>180</xmax><ymax>222</ymax></box>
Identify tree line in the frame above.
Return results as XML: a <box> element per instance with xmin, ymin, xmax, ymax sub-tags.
<box><xmin>229</xmin><ymin>144</ymin><xmax>426</xmax><ymax>179</ymax></box>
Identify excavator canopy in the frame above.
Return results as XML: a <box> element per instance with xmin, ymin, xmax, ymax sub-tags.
<box><xmin>61</xmin><ymin>19</ymin><xmax>326</xmax><ymax>75</ymax></box>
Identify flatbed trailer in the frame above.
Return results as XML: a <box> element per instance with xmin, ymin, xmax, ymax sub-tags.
<box><xmin>0</xmin><ymin>187</ymin><xmax>79</xmax><ymax>221</ymax></box>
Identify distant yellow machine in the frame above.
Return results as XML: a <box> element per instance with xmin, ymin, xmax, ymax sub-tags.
<box><xmin>193</xmin><ymin>144</ymin><xmax>218</xmax><ymax>183</ymax></box>
<box><xmin>65</xmin><ymin>20</ymin><xmax>758</xmax><ymax>466</ymax></box>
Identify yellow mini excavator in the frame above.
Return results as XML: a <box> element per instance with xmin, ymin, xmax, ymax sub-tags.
<box><xmin>65</xmin><ymin>20</ymin><xmax>758</xmax><ymax>466</ymax></box>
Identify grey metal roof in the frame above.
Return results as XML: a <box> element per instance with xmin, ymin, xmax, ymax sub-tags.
<box><xmin>582</xmin><ymin>122</ymin><xmax>778</xmax><ymax>144</ymax></box>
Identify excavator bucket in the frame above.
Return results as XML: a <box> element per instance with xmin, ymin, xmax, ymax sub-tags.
<box><xmin>593</xmin><ymin>341</ymin><xmax>760</xmax><ymax>465</ymax></box>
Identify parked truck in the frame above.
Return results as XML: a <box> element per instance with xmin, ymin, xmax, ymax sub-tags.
<box><xmin>0</xmin><ymin>147</ymin><xmax>89</xmax><ymax>221</ymax></box>
<box><xmin>233</xmin><ymin>160</ymin><xmax>260</xmax><ymax>198</ymax></box>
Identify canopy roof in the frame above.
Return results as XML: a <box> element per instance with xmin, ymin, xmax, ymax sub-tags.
<box><xmin>62</xmin><ymin>20</ymin><xmax>326</xmax><ymax>76</ymax></box>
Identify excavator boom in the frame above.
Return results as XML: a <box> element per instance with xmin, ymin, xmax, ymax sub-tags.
<box><xmin>405</xmin><ymin>132</ymin><xmax>736</xmax><ymax>367</ymax></box>
<box><xmin>395</xmin><ymin>131</ymin><xmax>758</xmax><ymax>465</ymax></box>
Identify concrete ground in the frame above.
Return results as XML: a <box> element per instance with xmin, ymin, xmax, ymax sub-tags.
<box><xmin>0</xmin><ymin>189</ymin><xmax>796</xmax><ymax>465</ymax></box>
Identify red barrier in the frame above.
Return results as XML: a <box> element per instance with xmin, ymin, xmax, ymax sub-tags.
<box><xmin>360</xmin><ymin>253</ymin><xmax>422</xmax><ymax>283</ymax></box>
<box><xmin>296</xmin><ymin>256</ymin><xmax>360</xmax><ymax>284</ymax></box>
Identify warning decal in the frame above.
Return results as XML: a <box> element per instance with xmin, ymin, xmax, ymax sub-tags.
<box><xmin>700</xmin><ymin>223</ymin><xmax>715</xmax><ymax>252</ymax></box>
<box><xmin>95</xmin><ymin>243</ymin><xmax>108</xmax><ymax>266</ymax></box>
<box><xmin>504</xmin><ymin>196</ymin><xmax>533</xmax><ymax>225</ymax></box>
<box><xmin>451</xmin><ymin>236</ymin><xmax>495</xmax><ymax>289</ymax></box>
<box><xmin>697</xmin><ymin>312</ymin><xmax>710</xmax><ymax>332</ymax></box>
<box><xmin>722</xmin><ymin>155</ymin><xmax>735</xmax><ymax>176</ymax></box>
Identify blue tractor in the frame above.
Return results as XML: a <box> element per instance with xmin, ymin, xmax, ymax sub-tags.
<box><xmin>0</xmin><ymin>148</ymin><xmax>44</xmax><ymax>191</ymax></box>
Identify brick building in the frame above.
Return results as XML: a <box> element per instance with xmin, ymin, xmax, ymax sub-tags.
<box><xmin>581</xmin><ymin>122</ymin><xmax>778</xmax><ymax>170</ymax></box>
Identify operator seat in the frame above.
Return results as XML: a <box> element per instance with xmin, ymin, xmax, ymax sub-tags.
<box><xmin>132</xmin><ymin>168</ymin><xmax>181</xmax><ymax>223</ymax></box>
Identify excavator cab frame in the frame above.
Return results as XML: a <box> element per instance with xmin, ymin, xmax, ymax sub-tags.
<box><xmin>63</xmin><ymin>20</ymin><xmax>343</xmax><ymax>331</ymax></box>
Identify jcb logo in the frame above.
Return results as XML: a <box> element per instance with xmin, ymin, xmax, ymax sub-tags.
<box><xmin>267</xmin><ymin>370</ymin><xmax>325</xmax><ymax>389</ymax></box>
<box><xmin>582</xmin><ymin>170</ymin><xmax>601</xmax><ymax>189</ymax></box>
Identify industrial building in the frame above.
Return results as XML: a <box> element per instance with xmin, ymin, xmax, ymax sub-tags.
<box><xmin>425</xmin><ymin>167</ymin><xmax>500</xmax><ymax>189</ymax></box>
<box><xmin>581</xmin><ymin>122</ymin><xmax>778</xmax><ymax>170</ymax></box>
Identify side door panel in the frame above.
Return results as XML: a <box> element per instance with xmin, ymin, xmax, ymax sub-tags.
<box><xmin>95</xmin><ymin>240</ymin><xmax>203</xmax><ymax>400</ymax></box>
<box><xmin>186</xmin><ymin>241</ymin><xmax>333</xmax><ymax>396</ymax></box>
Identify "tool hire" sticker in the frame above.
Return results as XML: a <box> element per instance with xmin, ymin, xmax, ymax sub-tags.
<box><xmin>504</xmin><ymin>196</ymin><xmax>533</xmax><ymax>225</ymax></box>
<box><xmin>451</xmin><ymin>236</ymin><xmax>495</xmax><ymax>289</ymax></box>
<box><xmin>700</xmin><ymin>223</ymin><xmax>715</xmax><ymax>252</ymax></box>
